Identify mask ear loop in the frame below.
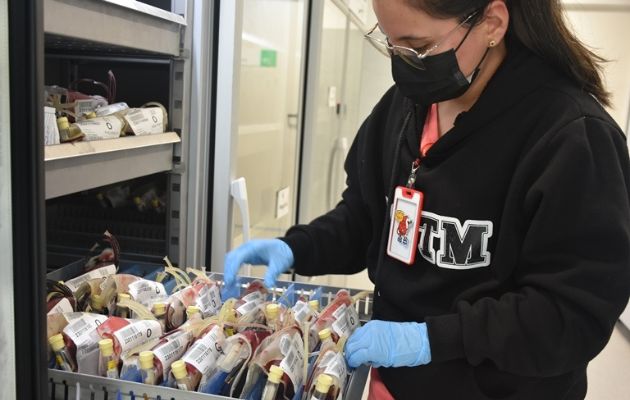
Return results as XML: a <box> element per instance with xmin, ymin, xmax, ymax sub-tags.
<box><xmin>454</xmin><ymin>23</ymin><xmax>476</xmax><ymax>53</ymax></box>
<box><xmin>464</xmin><ymin>47</ymin><xmax>490</xmax><ymax>83</ymax></box>
<box><xmin>453</xmin><ymin>15</ymin><xmax>491</xmax><ymax>83</ymax></box>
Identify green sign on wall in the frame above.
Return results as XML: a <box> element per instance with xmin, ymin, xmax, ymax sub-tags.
<box><xmin>260</xmin><ymin>49</ymin><xmax>277</xmax><ymax>67</ymax></box>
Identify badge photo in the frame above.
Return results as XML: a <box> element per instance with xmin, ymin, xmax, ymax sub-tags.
<box><xmin>387</xmin><ymin>186</ymin><xmax>424</xmax><ymax>265</ymax></box>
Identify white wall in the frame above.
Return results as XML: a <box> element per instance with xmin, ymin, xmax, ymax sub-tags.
<box><xmin>563</xmin><ymin>2</ymin><xmax>630</xmax><ymax>136</ymax></box>
<box><xmin>562</xmin><ymin>1</ymin><xmax>630</xmax><ymax>329</ymax></box>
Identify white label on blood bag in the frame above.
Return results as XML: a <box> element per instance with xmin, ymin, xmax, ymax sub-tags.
<box><xmin>75</xmin><ymin>116</ymin><xmax>123</xmax><ymax>141</ymax></box>
<box><xmin>63</xmin><ymin>314</ymin><xmax>106</xmax><ymax>347</ymax></box>
<box><xmin>63</xmin><ymin>312</ymin><xmax>85</xmax><ymax>323</ymax></box>
<box><xmin>332</xmin><ymin>303</ymin><xmax>347</xmax><ymax>321</ymax></box>
<box><xmin>64</xmin><ymin>265</ymin><xmax>117</xmax><ymax>293</ymax></box>
<box><xmin>76</xmin><ymin>330</ymin><xmax>104</xmax><ymax>374</ymax></box>
<box><xmin>124</xmin><ymin>108</ymin><xmax>164</xmax><ymax>135</ymax></box>
<box><xmin>280</xmin><ymin>331</ymin><xmax>302</xmax><ymax>357</ymax></box>
<box><xmin>279</xmin><ymin>332</ymin><xmax>304</xmax><ymax>388</ymax></box>
<box><xmin>153</xmin><ymin>331</ymin><xmax>193</xmax><ymax>379</ymax></box>
<box><xmin>331</xmin><ymin>303</ymin><xmax>360</xmax><ymax>338</ymax></box>
<box><xmin>63</xmin><ymin>314</ymin><xmax>108</xmax><ymax>375</ymax></box>
<box><xmin>114</xmin><ymin>320</ymin><xmax>162</xmax><ymax>353</ymax></box>
<box><xmin>48</xmin><ymin>298</ymin><xmax>73</xmax><ymax>315</ymax></box>
<box><xmin>292</xmin><ymin>300</ymin><xmax>315</xmax><ymax>324</ymax></box>
<box><xmin>236</xmin><ymin>300</ymin><xmax>259</xmax><ymax>316</ymax></box>
<box><xmin>241</xmin><ymin>291</ymin><xmax>264</xmax><ymax>304</ymax></box>
<box><xmin>323</xmin><ymin>352</ymin><xmax>348</xmax><ymax>382</ymax></box>
<box><xmin>183</xmin><ymin>326</ymin><xmax>225</xmax><ymax>376</ymax></box>
<box><xmin>196</xmin><ymin>285</ymin><xmax>222</xmax><ymax>316</ymax></box>
<box><xmin>345</xmin><ymin>304</ymin><xmax>360</xmax><ymax>332</ymax></box>
<box><xmin>280</xmin><ymin>342</ymin><xmax>304</xmax><ymax>389</ymax></box>
<box><xmin>74</xmin><ymin>99</ymin><xmax>98</xmax><ymax>117</ymax></box>
<box><xmin>128</xmin><ymin>279</ymin><xmax>167</xmax><ymax>307</ymax></box>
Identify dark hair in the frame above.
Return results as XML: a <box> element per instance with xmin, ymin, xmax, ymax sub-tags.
<box><xmin>406</xmin><ymin>0</ymin><xmax>611</xmax><ymax>107</ymax></box>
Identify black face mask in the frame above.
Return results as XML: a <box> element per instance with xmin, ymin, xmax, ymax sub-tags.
<box><xmin>391</xmin><ymin>24</ymin><xmax>489</xmax><ymax>106</ymax></box>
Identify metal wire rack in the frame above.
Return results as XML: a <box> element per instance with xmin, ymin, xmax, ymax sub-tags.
<box><xmin>47</xmin><ymin>262</ymin><xmax>374</xmax><ymax>400</ymax></box>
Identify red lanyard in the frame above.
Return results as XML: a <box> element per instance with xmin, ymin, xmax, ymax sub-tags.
<box><xmin>407</xmin><ymin>104</ymin><xmax>439</xmax><ymax>188</ymax></box>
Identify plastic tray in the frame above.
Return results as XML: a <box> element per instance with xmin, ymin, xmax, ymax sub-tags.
<box><xmin>47</xmin><ymin>261</ymin><xmax>373</xmax><ymax>400</ymax></box>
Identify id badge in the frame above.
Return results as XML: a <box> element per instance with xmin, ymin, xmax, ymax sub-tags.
<box><xmin>386</xmin><ymin>186</ymin><xmax>424</xmax><ymax>265</ymax></box>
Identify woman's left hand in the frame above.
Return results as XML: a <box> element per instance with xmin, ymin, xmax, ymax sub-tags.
<box><xmin>345</xmin><ymin>320</ymin><xmax>432</xmax><ymax>368</ymax></box>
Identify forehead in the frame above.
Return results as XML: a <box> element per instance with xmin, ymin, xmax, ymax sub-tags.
<box><xmin>373</xmin><ymin>0</ymin><xmax>458</xmax><ymax>41</ymax></box>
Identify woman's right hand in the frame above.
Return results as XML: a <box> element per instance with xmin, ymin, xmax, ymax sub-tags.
<box><xmin>223</xmin><ymin>239</ymin><xmax>294</xmax><ymax>290</ymax></box>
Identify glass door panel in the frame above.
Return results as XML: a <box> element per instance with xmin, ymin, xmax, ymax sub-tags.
<box><xmin>230</xmin><ymin>0</ymin><xmax>307</xmax><ymax>277</ymax></box>
<box><xmin>299</xmin><ymin>1</ymin><xmax>349</xmax><ymax>225</ymax></box>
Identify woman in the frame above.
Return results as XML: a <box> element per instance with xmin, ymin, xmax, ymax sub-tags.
<box><xmin>224</xmin><ymin>0</ymin><xmax>630</xmax><ymax>398</ymax></box>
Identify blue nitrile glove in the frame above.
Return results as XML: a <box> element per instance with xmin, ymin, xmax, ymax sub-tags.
<box><xmin>345</xmin><ymin>320</ymin><xmax>432</xmax><ymax>368</ymax></box>
<box><xmin>224</xmin><ymin>239</ymin><xmax>294</xmax><ymax>290</ymax></box>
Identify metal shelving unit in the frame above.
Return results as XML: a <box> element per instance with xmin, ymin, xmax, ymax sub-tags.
<box><xmin>42</xmin><ymin>0</ymin><xmax>197</xmax><ymax>265</ymax></box>
<box><xmin>44</xmin><ymin>132</ymin><xmax>181</xmax><ymax>199</ymax></box>
<box><xmin>44</xmin><ymin>0</ymin><xmax>186</xmax><ymax>56</ymax></box>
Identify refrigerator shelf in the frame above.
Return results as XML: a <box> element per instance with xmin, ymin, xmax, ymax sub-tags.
<box><xmin>44</xmin><ymin>0</ymin><xmax>186</xmax><ymax>57</ymax></box>
<box><xmin>45</xmin><ymin>132</ymin><xmax>181</xmax><ymax>199</ymax></box>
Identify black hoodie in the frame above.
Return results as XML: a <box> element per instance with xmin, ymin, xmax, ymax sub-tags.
<box><xmin>281</xmin><ymin>39</ymin><xmax>630</xmax><ymax>399</ymax></box>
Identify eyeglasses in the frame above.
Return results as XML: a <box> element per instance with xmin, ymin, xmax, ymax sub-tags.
<box><xmin>364</xmin><ymin>11</ymin><xmax>479</xmax><ymax>70</ymax></box>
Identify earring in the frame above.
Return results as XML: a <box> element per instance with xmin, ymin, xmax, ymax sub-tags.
<box><xmin>489</xmin><ymin>40</ymin><xmax>497</xmax><ymax>47</ymax></box>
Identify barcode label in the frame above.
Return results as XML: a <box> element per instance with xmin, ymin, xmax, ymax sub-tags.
<box><xmin>63</xmin><ymin>312</ymin><xmax>84</xmax><ymax>323</ymax></box>
<box><xmin>292</xmin><ymin>301</ymin><xmax>314</xmax><ymax>324</ymax></box>
<box><xmin>284</xmin><ymin>351</ymin><xmax>295</xmax><ymax>369</ymax></box>
<box><xmin>280</xmin><ymin>335</ymin><xmax>290</xmax><ymax>356</ymax></box>
<box><xmin>65</xmin><ymin>317</ymin><xmax>89</xmax><ymax>339</ymax></box>
<box><xmin>279</xmin><ymin>331</ymin><xmax>304</xmax><ymax>388</ymax></box>
<box><xmin>331</xmin><ymin>303</ymin><xmax>359</xmax><ymax>338</ymax></box>
<box><xmin>241</xmin><ymin>291</ymin><xmax>264</xmax><ymax>303</ymax></box>
<box><xmin>128</xmin><ymin>110</ymin><xmax>149</xmax><ymax>125</ymax></box>
<box><xmin>332</xmin><ymin>317</ymin><xmax>349</xmax><ymax>337</ymax></box>
<box><xmin>280</xmin><ymin>345</ymin><xmax>304</xmax><ymax>389</ymax></box>
<box><xmin>332</xmin><ymin>303</ymin><xmax>347</xmax><ymax>320</ymax></box>
<box><xmin>63</xmin><ymin>314</ymin><xmax>107</xmax><ymax>348</ymax></box>
<box><xmin>196</xmin><ymin>285</ymin><xmax>222</xmax><ymax>316</ymax></box>
<box><xmin>182</xmin><ymin>326</ymin><xmax>224</xmax><ymax>376</ymax></box>
<box><xmin>113</xmin><ymin>320</ymin><xmax>161</xmax><ymax>353</ymax></box>
<box><xmin>64</xmin><ymin>265</ymin><xmax>116</xmax><ymax>292</ymax></box>
<box><xmin>128</xmin><ymin>280</ymin><xmax>167</xmax><ymax>307</ymax></box>
<box><xmin>48</xmin><ymin>298</ymin><xmax>73</xmax><ymax>315</ymax></box>
<box><xmin>124</xmin><ymin>108</ymin><xmax>164</xmax><ymax>136</ymax></box>
<box><xmin>75</xmin><ymin>116</ymin><xmax>123</xmax><ymax>141</ymax></box>
<box><xmin>346</xmin><ymin>304</ymin><xmax>360</xmax><ymax>332</ymax></box>
<box><xmin>279</xmin><ymin>332</ymin><xmax>302</xmax><ymax>358</ymax></box>
<box><xmin>75</xmin><ymin>99</ymin><xmax>97</xmax><ymax>117</ymax></box>
<box><xmin>77</xmin><ymin>337</ymin><xmax>98</xmax><ymax>358</ymax></box>
<box><xmin>323</xmin><ymin>352</ymin><xmax>347</xmax><ymax>382</ymax></box>
<box><xmin>153</xmin><ymin>331</ymin><xmax>192</xmax><ymax>379</ymax></box>
<box><xmin>236</xmin><ymin>300</ymin><xmax>259</xmax><ymax>316</ymax></box>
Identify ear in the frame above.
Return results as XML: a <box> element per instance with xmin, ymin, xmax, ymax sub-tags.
<box><xmin>483</xmin><ymin>0</ymin><xmax>509</xmax><ymax>46</ymax></box>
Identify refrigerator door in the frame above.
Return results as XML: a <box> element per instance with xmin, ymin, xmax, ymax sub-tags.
<box><xmin>0</xmin><ymin>1</ymin><xmax>16</xmax><ymax>397</ymax></box>
<box><xmin>211</xmin><ymin>0</ymin><xmax>308</xmax><ymax>272</ymax></box>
